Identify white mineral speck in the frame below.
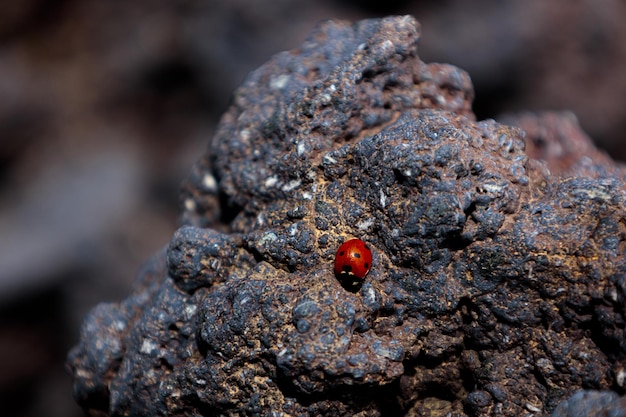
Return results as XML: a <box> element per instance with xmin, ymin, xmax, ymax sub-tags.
<box><xmin>282</xmin><ymin>179</ymin><xmax>301</xmax><ymax>192</ymax></box>
<box><xmin>184</xmin><ymin>198</ymin><xmax>196</xmax><ymax>211</ymax></box>
<box><xmin>259</xmin><ymin>232</ymin><xmax>278</xmax><ymax>245</ymax></box>
<box><xmin>323</xmin><ymin>154</ymin><xmax>337</xmax><ymax>164</ymax></box>
<box><xmin>265</xmin><ymin>176</ymin><xmax>279</xmax><ymax>188</ymax></box>
<box><xmin>140</xmin><ymin>339</ymin><xmax>158</xmax><ymax>355</ymax></box>
<box><xmin>380</xmin><ymin>40</ymin><xmax>394</xmax><ymax>53</ymax></box>
<box><xmin>357</xmin><ymin>218</ymin><xmax>374</xmax><ymax>231</ymax></box>
<box><xmin>202</xmin><ymin>174</ymin><xmax>217</xmax><ymax>192</ymax></box>
<box><xmin>616</xmin><ymin>368</ymin><xmax>625</xmax><ymax>387</ymax></box>
<box><xmin>240</xmin><ymin>129</ymin><xmax>251</xmax><ymax>141</ymax></box>
<box><xmin>184</xmin><ymin>304</ymin><xmax>197</xmax><ymax>320</ymax></box>
<box><xmin>269</xmin><ymin>74</ymin><xmax>290</xmax><ymax>90</ymax></box>
<box><xmin>524</xmin><ymin>403</ymin><xmax>541</xmax><ymax>413</ymax></box>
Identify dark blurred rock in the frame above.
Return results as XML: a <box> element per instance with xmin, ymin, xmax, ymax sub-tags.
<box><xmin>0</xmin><ymin>0</ymin><xmax>48</xmax><ymax>40</ymax></box>
<box><xmin>416</xmin><ymin>1</ymin><xmax>626</xmax><ymax>160</ymax></box>
<box><xmin>67</xmin><ymin>16</ymin><xmax>626</xmax><ymax>417</ymax></box>
<box><xmin>501</xmin><ymin>111</ymin><xmax>626</xmax><ymax>181</ymax></box>
<box><xmin>551</xmin><ymin>390</ymin><xmax>626</xmax><ymax>417</ymax></box>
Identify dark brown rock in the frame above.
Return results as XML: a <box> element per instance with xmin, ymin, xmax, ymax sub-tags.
<box><xmin>67</xmin><ymin>16</ymin><xmax>626</xmax><ymax>417</ymax></box>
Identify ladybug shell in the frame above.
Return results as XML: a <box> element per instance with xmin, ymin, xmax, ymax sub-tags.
<box><xmin>334</xmin><ymin>239</ymin><xmax>372</xmax><ymax>280</ymax></box>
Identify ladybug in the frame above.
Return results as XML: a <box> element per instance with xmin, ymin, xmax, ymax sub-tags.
<box><xmin>334</xmin><ymin>238</ymin><xmax>372</xmax><ymax>287</ymax></box>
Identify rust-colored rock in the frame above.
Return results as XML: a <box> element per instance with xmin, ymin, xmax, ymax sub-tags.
<box><xmin>67</xmin><ymin>16</ymin><xmax>626</xmax><ymax>416</ymax></box>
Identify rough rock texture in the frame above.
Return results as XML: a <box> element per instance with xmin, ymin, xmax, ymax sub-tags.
<box><xmin>67</xmin><ymin>16</ymin><xmax>626</xmax><ymax>417</ymax></box>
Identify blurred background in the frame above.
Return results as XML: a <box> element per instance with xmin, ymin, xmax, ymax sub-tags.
<box><xmin>0</xmin><ymin>1</ymin><xmax>625</xmax><ymax>416</ymax></box>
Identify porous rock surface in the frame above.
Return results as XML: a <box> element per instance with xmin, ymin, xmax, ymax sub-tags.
<box><xmin>67</xmin><ymin>16</ymin><xmax>626</xmax><ymax>416</ymax></box>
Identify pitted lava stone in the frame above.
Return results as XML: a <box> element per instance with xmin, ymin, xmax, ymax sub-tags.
<box><xmin>67</xmin><ymin>15</ymin><xmax>626</xmax><ymax>417</ymax></box>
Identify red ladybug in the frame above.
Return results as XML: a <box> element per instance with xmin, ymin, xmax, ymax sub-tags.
<box><xmin>334</xmin><ymin>238</ymin><xmax>372</xmax><ymax>286</ymax></box>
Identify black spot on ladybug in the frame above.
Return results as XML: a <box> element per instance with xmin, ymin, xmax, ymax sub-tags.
<box><xmin>364</xmin><ymin>262</ymin><xmax>369</xmax><ymax>268</ymax></box>
<box><xmin>354</xmin><ymin>253</ymin><xmax>361</xmax><ymax>258</ymax></box>
<box><xmin>339</xmin><ymin>251</ymin><xmax>345</xmax><ymax>256</ymax></box>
